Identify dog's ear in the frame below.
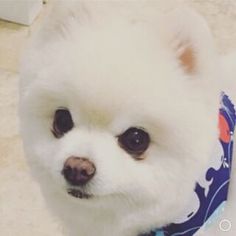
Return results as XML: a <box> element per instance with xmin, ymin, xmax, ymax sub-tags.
<box><xmin>159</xmin><ymin>7</ymin><xmax>217</xmax><ymax>77</ymax></box>
<box><xmin>30</xmin><ymin>1</ymin><xmax>89</xmax><ymax>45</ymax></box>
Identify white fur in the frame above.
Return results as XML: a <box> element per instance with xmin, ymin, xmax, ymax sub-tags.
<box><xmin>19</xmin><ymin>2</ymin><xmax>236</xmax><ymax>235</ymax></box>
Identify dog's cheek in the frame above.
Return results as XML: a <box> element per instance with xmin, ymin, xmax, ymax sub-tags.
<box><xmin>20</xmin><ymin>115</ymin><xmax>65</xmax><ymax>186</ymax></box>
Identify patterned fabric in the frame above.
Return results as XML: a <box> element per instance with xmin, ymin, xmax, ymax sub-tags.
<box><xmin>138</xmin><ymin>231</ymin><xmax>156</xmax><ymax>236</ymax></box>
<box><xmin>144</xmin><ymin>93</ymin><xmax>236</xmax><ymax>236</ymax></box>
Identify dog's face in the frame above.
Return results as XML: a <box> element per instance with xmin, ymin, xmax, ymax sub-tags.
<box><xmin>20</xmin><ymin>5</ymin><xmax>219</xmax><ymax>227</ymax></box>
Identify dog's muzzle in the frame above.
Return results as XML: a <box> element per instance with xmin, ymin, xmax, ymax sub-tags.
<box><xmin>62</xmin><ymin>156</ymin><xmax>96</xmax><ymax>199</ymax></box>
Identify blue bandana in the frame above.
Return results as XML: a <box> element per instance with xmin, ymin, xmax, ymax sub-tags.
<box><xmin>143</xmin><ymin>93</ymin><xmax>236</xmax><ymax>236</ymax></box>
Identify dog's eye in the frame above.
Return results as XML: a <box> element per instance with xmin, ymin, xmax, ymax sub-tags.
<box><xmin>52</xmin><ymin>109</ymin><xmax>74</xmax><ymax>138</ymax></box>
<box><xmin>118</xmin><ymin>127</ymin><xmax>150</xmax><ymax>158</ymax></box>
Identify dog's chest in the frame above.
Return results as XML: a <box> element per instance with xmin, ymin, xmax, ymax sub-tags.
<box><xmin>69</xmin><ymin>211</ymin><xmax>126</xmax><ymax>236</ymax></box>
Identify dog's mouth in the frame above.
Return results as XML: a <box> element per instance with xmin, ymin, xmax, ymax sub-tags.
<box><xmin>67</xmin><ymin>188</ymin><xmax>92</xmax><ymax>199</ymax></box>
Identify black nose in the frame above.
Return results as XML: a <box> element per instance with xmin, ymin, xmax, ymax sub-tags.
<box><xmin>62</xmin><ymin>157</ymin><xmax>96</xmax><ymax>186</ymax></box>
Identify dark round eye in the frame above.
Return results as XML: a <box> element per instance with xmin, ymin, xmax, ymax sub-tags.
<box><xmin>52</xmin><ymin>109</ymin><xmax>74</xmax><ymax>138</ymax></box>
<box><xmin>118</xmin><ymin>127</ymin><xmax>150</xmax><ymax>158</ymax></box>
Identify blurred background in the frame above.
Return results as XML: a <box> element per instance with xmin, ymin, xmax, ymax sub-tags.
<box><xmin>0</xmin><ymin>0</ymin><xmax>236</xmax><ymax>235</ymax></box>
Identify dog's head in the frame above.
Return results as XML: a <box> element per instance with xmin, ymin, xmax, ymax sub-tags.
<box><xmin>20</xmin><ymin>4</ymin><xmax>220</xmax><ymax>228</ymax></box>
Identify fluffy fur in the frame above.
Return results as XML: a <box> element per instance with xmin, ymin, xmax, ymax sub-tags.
<box><xmin>19</xmin><ymin>1</ymin><xmax>236</xmax><ymax>235</ymax></box>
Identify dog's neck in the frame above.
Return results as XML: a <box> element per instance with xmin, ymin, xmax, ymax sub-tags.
<box><xmin>141</xmin><ymin>93</ymin><xmax>236</xmax><ymax>236</ymax></box>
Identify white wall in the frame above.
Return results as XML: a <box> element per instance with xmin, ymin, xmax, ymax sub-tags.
<box><xmin>0</xmin><ymin>0</ymin><xmax>42</xmax><ymax>25</ymax></box>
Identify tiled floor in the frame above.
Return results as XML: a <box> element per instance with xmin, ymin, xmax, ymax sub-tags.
<box><xmin>0</xmin><ymin>1</ymin><xmax>236</xmax><ymax>236</ymax></box>
<box><xmin>0</xmin><ymin>21</ymin><xmax>28</xmax><ymax>73</ymax></box>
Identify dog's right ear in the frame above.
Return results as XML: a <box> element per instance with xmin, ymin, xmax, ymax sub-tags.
<box><xmin>159</xmin><ymin>7</ymin><xmax>217</xmax><ymax>78</ymax></box>
<box><xmin>30</xmin><ymin>1</ymin><xmax>89</xmax><ymax>45</ymax></box>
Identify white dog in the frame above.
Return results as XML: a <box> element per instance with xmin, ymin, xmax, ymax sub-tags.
<box><xmin>19</xmin><ymin>2</ymin><xmax>236</xmax><ymax>236</ymax></box>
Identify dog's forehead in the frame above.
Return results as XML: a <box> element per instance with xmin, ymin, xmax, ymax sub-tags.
<box><xmin>62</xmin><ymin>25</ymin><xmax>179</xmax><ymax>105</ymax></box>
<box><xmin>49</xmin><ymin>38</ymin><xmax>186</xmax><ymax>126</ymax></box>
<box><xmin>64</xmin><ymin>71</ymin><xmax>181</xmax><ymax>128</ymax></box>
<box><xmin>31</xmin><ymin>17</ymin><xmax>189</xmax><ymax>125</ymax></box>
<box><xmin>68</xmin><ymin>76</ymin><xmax>150</xmax><ymax>121</ymax></box>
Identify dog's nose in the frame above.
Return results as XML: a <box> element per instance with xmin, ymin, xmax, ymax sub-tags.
<box><xmin>62</xmin><ymin>157</ymin><xmax>96</xmax><ymax>186</ymax></box>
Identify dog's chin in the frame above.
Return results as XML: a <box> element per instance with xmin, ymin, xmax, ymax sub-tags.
<box><xmin>67</xmin><ymin>188</ymin><xmax>93</xmax><ymax>199</ymax></box>
<box><xmin>66</xmin><ymin>188</ymin><xmax>122</xmax><ymax>201</ymax></box>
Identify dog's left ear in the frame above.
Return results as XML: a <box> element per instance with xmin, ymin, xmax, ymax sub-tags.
<box><xmin>160</xmin><ymin>7</ymin><xmax>217</xmax><ymax>77</ymax></box>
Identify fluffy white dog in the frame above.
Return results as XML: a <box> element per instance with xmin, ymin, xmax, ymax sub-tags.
<box><xmin>19</xmin><ymin>2</ymin><xmax>235</xmax><ymax>236</ymax></box>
